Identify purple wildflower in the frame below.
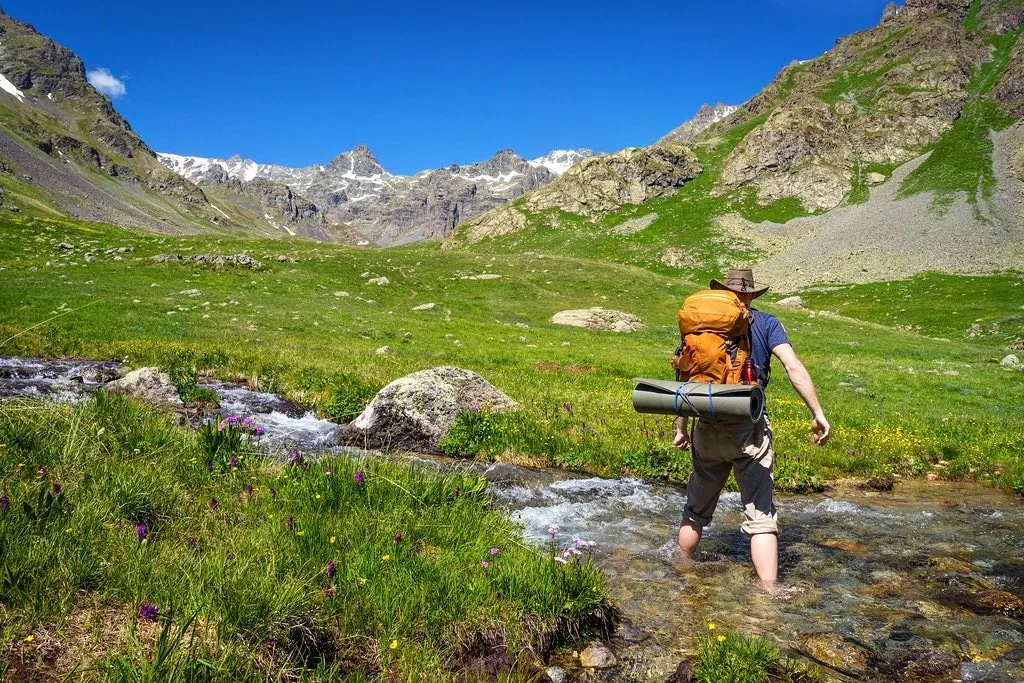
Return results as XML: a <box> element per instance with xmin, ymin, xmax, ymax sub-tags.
<box><xmin>243</xmin><ymin>416</ymin><xmax>255</xmax><ymax>428</ymax></box>
<box><xmin>453</xmin><ymin>486</ymin><xmax>461</xmax><ymax>499</ymax></box>
<box><xmin>480</xmin><ymin>561</ymin><xmax>489</xmax><ymax>568</ymax></box>
<box><xmin>205</xmin><ymin>458</ymin><xmax>213</xmax><ymax>472</ymax></box>
<box><xmin>547</xmin><ymin>524</ymin><xmax>560</xmax><ymax>536</ymax></box>
<box><xmin>186</xmin><ymin>536</ymin><xmax>198</xmax><ymax>549</ymax></box>
<box><xmin>0</xmin><ymin>494</ymin><xmax>9</xmax><ymax>512</ymax></box>
<box><xmin>138</xmin><ymin>603</ymin><xmax>159</xmax><ymax>621</ymax></box>
<box><xmin>324</xmin><ymin>585</ymin><xmax>334</xmax><ymax>598</ymax></box>
<box><xmin>269</xmin><ymin>487</ymin><xmax>277</xmax><ymax>498</ymax></box>
<box><xmin>209</xmin><ymin>497</ymin><xmax>219</xmax><ymax>510</ymax></box>
<box><xmin>326</xmin><ymin>560</ymin><xmax>337</xmax><ymax>579</ymax></box>
<box><xmin>253</xmin><ymin>425</ymin><xmax>265</xmax><ymax>437</ymax></box>
<box><xmin>490</xmin><ymin>547</ymin><xmax>499</xmax><ymax>555</ymax></box>
<box><xmin>354</xmin><ymin>470</ymin><xmax>365</xmax><ymax>485</ymax></box>
<box><xmin>246</xmin><ymin>484</ymin><xmax>253</xmax><ymax>498</ymax></box>
<box><xmin>136</xmin><ymin>524</ymin><xmax>148</xmax><ymax>542</ymax></box>
<box><xmin>469</xmin><ymin>404</ymin><xmax>480</xmax><ymax>413</ymax></box>
<box><xmin>565</xmin><ymin>547</ymin><xmax>583</xmax><ymax>558</ymax></box>
<box><xmin>227</xmin><ymin>415</ymin><xmax>241</xmax><ymax>426</ymax></box>
<box><xmin>217</xmin><ymin>421</ymin><xmax>227</xmax><ymax>432</ymax></box>
<box><xmin>394</xmin><ymin>532</ymin><xmax>403</xmax><ymax>544</ymax></box>
<box><xmin>51</xmin><ymin>482</ymin><xmax>62</xmax><ymax>497</ymax></box>
<box><xmin>286</xmin><ymin>516</ymin><xmax>295</xmax><ymax>531</ymax></box>
<box><xmin>229</xmin><ymin>456</ymin><xmax>239</xmax><ymax>470</ymax></box>
<box><xmin>563</xmin><ymin>402</ymin><xmax>573</xmax><ymax>416</ymax></box>
<box><xmin>287</xmin><ymin>451</ymin><xmax>302</xmax><ymax>467</ymax></box>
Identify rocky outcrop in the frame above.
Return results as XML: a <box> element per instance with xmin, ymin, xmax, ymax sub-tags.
<box><xmin>453</xmin><ymin>145</ymin><xmax>701</xmax><ymax>243</ymax></box>
<box><xmin>338</xmin><ymin>366</ymin><xmax>518</xmax><ymax>453</ymax></box>
<box><xmin>658</xmin><ymin>103</ymin><xmax>739</xmax><ymax>145</ymax></box>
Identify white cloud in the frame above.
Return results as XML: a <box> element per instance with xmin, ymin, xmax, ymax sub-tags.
<box><xmin>86</xmin><ymin>68</ymin><xmax>126</xmax><ymax>98</ymax></box>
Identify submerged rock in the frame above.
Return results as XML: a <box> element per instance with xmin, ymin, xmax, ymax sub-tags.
<box><xmin>104</xmin><ymin>367</ymin><xmax>182</xmax><ymax>408</ymax></box>
<box><xmin>796</xmin><ymin>632</ymin><xmax>878</xmax><ymax>677</ymax></box>
<box><xmin>941</xmin><ymin>574</ymin><xmax>1024</xmax><ymax>619</ymax></box>
<box><xmin>579</xmin><ymin>641</ymin><xmax>617</xmax><ymax>669</ymax></box>
<box><xmin>883</xmin><ymin>648</ymin><xmax>962</xmax><ymax>682</ymax></box>
<box><xmin>337</xmin><ymin>366</ymin><xmax>517</xmax><ymax>453</ymax></box>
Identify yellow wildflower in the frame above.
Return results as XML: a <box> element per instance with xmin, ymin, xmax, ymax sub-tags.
<box><xmin>358</xmin><ymin>577</ymin><xmax>367</xmax><ymax>585</ymax></box>
<box><xmin>296</xmin><ymin>530</ymin><xmax>305</xmax><ymax>536</ymax></box>
<box><xmin>382</xmin><ymin>554</ymin><xmax>391</xmax><ymax>561</ymax></box>
<box><xmin>330</xmin><ymin>536</ymin><xmax>336</xmax><ymax>544</ymax></box>
<box><xmin>65</xmin><ymin>527</ymin><xmax>73</xmax><ymax>533</ymax></box>
<box><xmin>707</xmin><ymin>623</ymin><xmax>716</xmax><ymax>630</ymax></box>
<box><xmin>24</xmin><ymin>635</ymin><xmax>34</xmax><ymax>642</ymax></box>
<box><xmin>717</xmin><ymin>634</ymin><xmax>726</xmax><ymax>643</ymax></box>
<box><xmin>315</xmin><ymin>494</ymin><xmax>321</xmax><ymax>500</ymax></box>
<box><xmin>389</xmin><ymin>639</ymin><xmax>398</xmax><ymax>650</ymax></box>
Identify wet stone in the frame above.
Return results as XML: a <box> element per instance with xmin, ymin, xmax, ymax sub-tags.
<box><xmin>883</xmin><ymin>649</ymin><xmax>962</xmax><ymax>682</ymax></box>
<box><xmin>664</xmin><ymin>659</ymin><xmax>694</xmax><ymax>683</ymax></box>
<box><xmin>579</xmin><ymin>641</ymin><xmax>617</xmax><ymax>669</ymax></box>
<box><xmin>796</xmin><ymin>632</ymin><xmax>878</xmax><ymax>677</ymax></box>
<box><xmin>942</xmin><ymin>575</ymin><xmax>1024</xmax><ymax>619</ymax></box>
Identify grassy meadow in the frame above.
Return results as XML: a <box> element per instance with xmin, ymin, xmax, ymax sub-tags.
<box><xmin>1</xmin><ymin>212</ymin><xmax>1023</xmax><ymax>679</ymax></box>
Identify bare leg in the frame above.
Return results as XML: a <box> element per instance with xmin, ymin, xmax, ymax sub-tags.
<box><xmin>750</xmin><ymin>533</ymin><xmax>778</xmax><ymax>588</ymax></box>
<box><xmin>678</xmin><ymin>523</ymin><xmax>702</xmax><ymax>556</ymax></box>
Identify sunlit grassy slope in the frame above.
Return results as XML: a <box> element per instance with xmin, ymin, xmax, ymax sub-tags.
<box><xmin>1</xmin><ymin>215</ymin><xmax>1021</xmax><ymax>494</ymax></box>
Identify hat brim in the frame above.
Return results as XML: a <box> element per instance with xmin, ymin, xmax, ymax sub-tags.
<box><xmin>710</xmin><ymin>279</ymin><xmax>769</xmax><ymax>298</ymax></box>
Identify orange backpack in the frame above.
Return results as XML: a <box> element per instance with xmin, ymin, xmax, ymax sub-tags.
<box><xmin>671</xmin><ymin>289</ymin><xmax>751</xmax><ymax>384</ymax></box>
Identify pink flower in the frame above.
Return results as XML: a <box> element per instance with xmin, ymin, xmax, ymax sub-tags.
<box><xmin>480</xmin><ymin>561</ymin><xmax>489</xmax><ymax>568</ymax></box>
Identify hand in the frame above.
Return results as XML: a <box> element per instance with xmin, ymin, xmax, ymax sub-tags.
<box><xmin>673</xmin><ymin>429</ymin><xmax>691</xmax><ymax>451</ymax></box>
<box><xmin>811</xmin><ymin>414</ymin><xmax>830</xmax><ymax>446</ymax></box>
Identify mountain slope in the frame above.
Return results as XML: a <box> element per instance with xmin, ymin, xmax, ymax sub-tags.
<box><xmin>447</xmin><ymin>0</ymin><xmax>1024</xmax><ymax>289</ymax></box>
<box><xmin>0</xmin><ymin>9</ymin><xmax>350</xmax><ymax>241</ymax></box>
<box><xmin>160</xmin><ymin>146</ymin><xmax>595</xmax><ymax>245</ymax></box>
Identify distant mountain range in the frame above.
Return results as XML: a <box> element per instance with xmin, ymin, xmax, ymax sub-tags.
<box><xmin>158</xmin><ymin>146</ymin><xmax>595</xmax><ymax>245</ymax></box>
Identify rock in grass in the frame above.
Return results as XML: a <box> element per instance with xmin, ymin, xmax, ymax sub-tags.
<box><xmin>104</xmin><ymin>367</ymin><xmax>183</xmax><ymax>408</ymax></box>
<box><xmin>551</xmin><ymin>307</ymin><xmax>644</xmax><ymax>332</ymax></box>
<box><xmin>579</xmin><ymin>641</ymin><xmax>617</xmax><ymax>669</ymax></box>
<box><xmin>412</xmin><ymin>302</ymin><xmax>435</xmax><ymax>310</ymax></box>
<box><xmin>1000</xmin><ymin>354</ymin><xmax>1020</xmax><ymax>368</ymax></box>
<box><xmin>777</xmin><ymin>296</ymin><xmax>804</xmax><ymax>308</ymax></box>
<box><xmin>338</xmin><ymin>366</ymin><xmax>517</xmax><ymax>453</ymax></box>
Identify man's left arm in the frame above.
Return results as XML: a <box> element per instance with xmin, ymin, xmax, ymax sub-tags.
<box><xmin>772</xmin><ymin>343</ymin><xmax>830</xmax><ymax>446</ymax></box>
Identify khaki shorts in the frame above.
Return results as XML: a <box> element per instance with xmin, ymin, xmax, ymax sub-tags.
<box><xmin>681</xmin><ymin>416</ymin><xmax>777</xmax><ymax>535</ymax></box>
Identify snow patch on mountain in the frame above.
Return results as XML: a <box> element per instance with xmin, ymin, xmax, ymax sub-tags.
<box><xmin>529</xmin><ymin>149</ymin><xmax>595</xmax><ymax>175</ymax></box>
<box><xmin>0</xmin><ymin>72</ymin><xmax>25</xmax><ymax>101</ymax></box>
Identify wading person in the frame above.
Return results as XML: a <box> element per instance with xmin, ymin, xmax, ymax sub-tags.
<box><xmin>672</xmin><ymin>267</ymin><xmax>829</xmax><ymax>589</ymax></box>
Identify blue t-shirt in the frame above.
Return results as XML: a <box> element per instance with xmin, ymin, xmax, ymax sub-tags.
<box><xmin>749</xmin><ymin>309</ymin><xmax>789</xmax><ymax>388</ymax></box>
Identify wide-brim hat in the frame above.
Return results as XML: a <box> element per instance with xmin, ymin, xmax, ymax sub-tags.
<box><xmin>710</xmin><ymin>267</ymin><xmax>769</xmax><ymax>298</ymax></box>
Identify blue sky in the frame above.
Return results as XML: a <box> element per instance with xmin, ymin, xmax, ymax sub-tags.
<box><xmin>6</xmin><ymin>1</ymin><xmax>894</xmax><ymax>174</ymax></box>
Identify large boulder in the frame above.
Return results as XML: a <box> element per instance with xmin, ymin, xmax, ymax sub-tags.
<box><xmin>337</xmin><ymin>366</ymin><xmax>518</xmax><ymax>453</ymax></box>
<box><xmin>551</xmin><ymin>308</ymin><xmax>645</xmax><ymax>332</ymax></box>
<box><xmin>104</xmin><ymin>367</ymin><xmax>183</xmax><ymax>408</ymax></box>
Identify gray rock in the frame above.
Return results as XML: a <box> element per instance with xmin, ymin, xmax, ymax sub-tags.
<box><xmin>105</xmin><ymin>367</ymin><xmax>182</xmax><ymax>408</ymax></box>
<box><xmin>375</xmin><ymin>345</ymin><xmax>392</xmax><ymax>356</ymax></box>
<box><xmin>776</xmin><ymin>295</ymin><xmax>804</xmax><ymax>308</ymax></box>
<box><xmin>551</xmin><ymin>308</ymin><xmax>644</xmax><ymax>332</ymax></box>
<box><xmin>1000</xmin><ymin>354</ymin><xmax>1020</xmax><ymax>367</ymax></box>
<box><xmin>333</xmin><ymin>291</ymin><xmax>350</xmax><ymax>297</ymax></box>
<box><xmin>545</xmin><ymin>667</ymin><xmax>568</xmax><ymax>683</ymax></box>
<box><xmin>412</xmin><ymin>303</ymin><xmax>435</xmax><ymax>311</ymax></box>
<box><xmin>579</xmin><ymin>641</ymin><xmax>617</xmax><ymax>669</ymax></box>
<box><xmin>338</xmin><ymin>366</ymin><xmax>518</xmax><ymax>453</ymax></box>
<box><xmin>367</xmin><ymin>276</ymin><xmax>390</xmax><ymax>286</ymax></box>
<box><xmin>179</xmin><ymin>289</ymin><xmax>202</xmax><ymax>297</ymax></box>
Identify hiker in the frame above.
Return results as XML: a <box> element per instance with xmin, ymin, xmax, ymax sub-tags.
<box><xmin>672</xmin><ymin>267</ymin><xmax>829</xmax><ymax>589</ymax></box>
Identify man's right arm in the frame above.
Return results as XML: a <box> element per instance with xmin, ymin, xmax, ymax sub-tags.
<box><xmin>772</xmin><ymin>343</ymin><xmax>830</xmax><ymax>446</ymax></box>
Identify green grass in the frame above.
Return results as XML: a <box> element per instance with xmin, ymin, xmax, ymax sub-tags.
<box><xmin>1</xmin><ymin>215</ymin><xmax>1022</xmax><ymax>496</ymax></box>
<box><xmin>693</xmin><ymin>627</ymin><xmax>821</xmax><ymax>683</ymax></box>
<box><xmin>0</xmin><ymin>394</ymin><xmax>608</xmax><ymax>680</ymax></box>
<box><xmin>899</xmin><ymin>27</ymin><xmax>1021</xmax><ymax>216</ymax></box>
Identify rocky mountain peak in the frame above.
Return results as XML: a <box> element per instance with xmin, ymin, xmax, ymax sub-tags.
<box><xmin>326</xmin><ymin>144</ymin><xmax>386</xmax><ymax>177</ymax></box>
<box><xmin>657</xmin><ymin>102</ymin><xmax>739</xmax><ymax>145</ymax></box>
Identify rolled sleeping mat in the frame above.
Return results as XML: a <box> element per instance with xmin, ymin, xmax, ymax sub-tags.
<box><xmin>632</xmin><ymin>379</ymin><xmax>765</xmax><ymax>422</ymax></box>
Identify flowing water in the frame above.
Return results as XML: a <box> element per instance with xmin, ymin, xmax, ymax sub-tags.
<box><xmin>2</xmin><ymin>357</ymin><xmax>1022</xmax><ymax>681</ymax></box>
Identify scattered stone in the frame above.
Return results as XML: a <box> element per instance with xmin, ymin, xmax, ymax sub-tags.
<box><xmin>967</xmin><ymin>323</ymin><xmax>983</xmax><ymax>338</ymax></box>
<box><xmin>857</xmin><ymin>476</ymin><xmax>895</xmax><ymax>492</ymax></box>
<box><xmin>460</xmin><ymin>273</ymin><xmax>502</xmax><ymax>280</ymax></box>
<box><xmin>375</xmin><ymin>346</ymin><xmax>392</xmax><ymax>356</ymax></box>
<box><xmin>665</xmin><ymin>659</ymin><xmax>694</xmax><ymax>683</ymax></box>
<box><xmin>153</xmin><ymin>254</ymin><xmax>262</xmax><ymax>270</ymax></box>
<box><xmin>104</xmin><ymin>367</ymin><xmax>183</xmax><ymax>408</ymax></box>
<box><xmin>545</xmin><ymin>667</ymin><xmax>568</xmax><ymax>683</ymax></box>
<box><xmin>57</xmin><ymin>242</ymin><xmax>74</xmax><ymax>250</ymax></box>
<box><xmin>368</xmin><ymin>276</ymin><xmax>390</xmax><ymax>286</ymax></box>
<box><xmin>338</xmin><ymin>366</ymin><xmax>518</xmax><ymax>452</ymax></box>
<box><xmin>1000</xmin><ymin>354</ymin><xmax>1020</xmax><ymax>368</ymax></box>
<box><xmin>551</xmin><ymin>307</ymin><xmax>644</xmax><ymax>332</ymax></box>
<box><xmin>276</xmin><ymin>255</ymin><xmax>289</xmax><ymax>262</ymax></box>
<box><xmin>796</xmin><ymin>632</ymin><xmax>878</xmax><ymax>677</ymax></box>
<box><xmin>866</xmin><ymin>172</ymin><xmax>887</xmax><ymax>185</ymax></box>
<box><xmin>179</xmin><ymin>289</ymin><xmax>202</xmax><ymax>297</ymax></box>
<box><xmin>579</xmin><ymin>641</ymin><xmax>617</xmax><ymax>669</ymax></box>
<box><xmin>926</xmin><ymin>472</ymin><xmax>941</xmax><ymax>481</ymax></box>
<box><xmin>333</xmin><ymin>291</ymin><xmax>350</xmax><ymax>298</ymax></box>
<box><xmin>777</xmin><ymin>296</ymin><xmax>804</xmax><ymax>308</ymax></box>
<box><xmin>117</xmin><ymin>247</ymin><xmax>132</xmax><ymax>253</ymax></box>
<box><xmin>846</xmin><ymin>341</ymin><xmax>860</xmax><ymax>347</ymax></box>
<box><xmin>412</xmin><ymin>303</ymin><xmax>436</xmax><ymax>311</ymax></box>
